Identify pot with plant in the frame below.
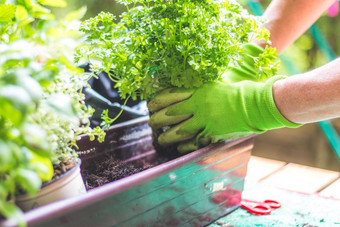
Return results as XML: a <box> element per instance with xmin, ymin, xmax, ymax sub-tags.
<box><xmin>0</xmin><ymin>1</ymin><xmax>104</xmax><ymax>226</ymax></box>
<box><xmin>76</xmin><ymin>0</ymin><xmax>280</xmax><ymax>155</ymax></box>
<box><xmin>0</xmin><ymin>39</ymin><xmax>104</xmax><ymax>226</ymax></box>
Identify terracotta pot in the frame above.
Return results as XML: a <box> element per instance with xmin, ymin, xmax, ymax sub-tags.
<box><xmin>16</xmin><ymin>158</ymin><xmax>86</xmax><ymax>211</ymax></box>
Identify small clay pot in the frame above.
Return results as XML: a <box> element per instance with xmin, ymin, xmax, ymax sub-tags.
<box><xmin>16</xmin><ymin>158</ymin><xmax>86</xmax><ymax>211</ymax></box>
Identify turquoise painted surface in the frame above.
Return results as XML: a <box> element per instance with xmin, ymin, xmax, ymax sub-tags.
<box><xmin>209</xmin><ymin>183</ymin><xmax>340</xmax><ymax>227</ymax></box>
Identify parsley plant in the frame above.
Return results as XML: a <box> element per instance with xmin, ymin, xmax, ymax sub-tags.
<box><xmin>77</xmin><ymin>0</ymin><xmax>279</xmax><ymax>101</ymax></box>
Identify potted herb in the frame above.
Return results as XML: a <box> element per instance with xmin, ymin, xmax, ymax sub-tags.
<box><xmin>76</xmin><ymin>0</ymin><xmax>279</xmax><ymax>153</ymax></box>
<box><xmin>0</xmin><ymin>1</ymin><xmax>104</xmax><ymax>225</ymax></box>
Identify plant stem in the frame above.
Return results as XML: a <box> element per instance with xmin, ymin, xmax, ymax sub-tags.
<box><xmin>106</xmin><ymin>96</ymin><xmax>131</xmax><ymax>124</ymax></box>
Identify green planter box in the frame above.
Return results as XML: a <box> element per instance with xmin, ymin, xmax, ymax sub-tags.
<box><xmin>1</xmin><ymin>116</ymin><xmax>253</xmax><ymax>227</ymax></box>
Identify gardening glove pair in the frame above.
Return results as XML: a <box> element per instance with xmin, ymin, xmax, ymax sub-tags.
<box><xmin>148</xmin><ymin>76</ymin><xmax>302</xmax><ymax>153</ymax></box>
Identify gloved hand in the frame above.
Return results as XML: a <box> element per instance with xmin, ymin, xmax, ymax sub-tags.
<box><xmin>148</xmin><ymin>76</ymin><xmax>302</xmax><ymax>153</ymax></box>
<box><xmin>222</xmin><ymin>43</ymin><xmax>270</xmax><ymax>83</ymax></box>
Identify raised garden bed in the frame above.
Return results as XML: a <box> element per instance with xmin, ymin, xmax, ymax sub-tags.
<box><xmin>1</xmin><ymin>116</ymin><xmax>253</xmax><ymax>227</ymax></box>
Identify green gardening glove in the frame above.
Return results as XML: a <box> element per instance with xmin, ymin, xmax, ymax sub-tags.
<box><xmin>148</xmin><ymin>76</ymin><xmax>302</xmax><ymax>153</ymax></box>
<box><xmin>222</xmin><ymin>43</ymin><xmax>269</xmax><ymax>83</ymax></box>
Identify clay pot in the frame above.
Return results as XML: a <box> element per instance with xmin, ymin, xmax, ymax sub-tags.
<box><xmin>16</xmin><ymin>158</ymin><xmax>86</xmax><ymax>211</ymax></box>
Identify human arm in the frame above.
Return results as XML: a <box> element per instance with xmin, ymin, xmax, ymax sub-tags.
<box><xmin>148</xmin><ymin>75</ymin><xmax>302</xmax><ymax>153</ymax></box>
<box><xmin>259</xmin><ymin>0</ymin><xmax>340</xmax><ymax>123</ymax></box>
<box><xmin>257</xmin><ymin>0</ymin><xmax>335</xmax><ymax>53</ymax></box>
<box><xmin>273</xmin><ymin>58</ymin><xmax>340</xmax><ymax>123</ymax></box>
<box><xmin>148</xmin><ymin>58</ymin><xmax>340</xmax><ymax>152</ymax></box>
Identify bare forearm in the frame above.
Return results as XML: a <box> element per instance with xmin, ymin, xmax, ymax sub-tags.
<box><xmin>258</xmin><ymin>0</ymin><xmax>334</xmax><ymax>53</ymax></box>
<box><xmin>273</xmin><ymin>58</ymin><xmax>340</xmax><ymax>123</ymax></box>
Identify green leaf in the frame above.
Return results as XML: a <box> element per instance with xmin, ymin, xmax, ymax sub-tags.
<box><xmin>22</xmin><ymin>124</ymin><xmax>51</xmax><ymax>153</ymax></box>
<box><xmin>0</xmin><ymin>4</ymin><xmax>16</xmax><ymax>22</ymax></box>
<box><xmin>46</xmin><ymin>93</ymin><xmax>79</xmax><ymax>123</ymax></box>
<box><xmin>0</xmin><ymin>85</ymin><xmax>32</xmax><ymax>111</ymax></box>
<box><xmin>29</xmin><ymin>151</ymin><xmax>53</xmax><ymax>182</ymax></box>
<box><xmin>0</xmin><ymin>85</ymin><xmax>31</xmax><ymax>126</ymax></box>
<box><xmin>17</xmin><ymin>74</ymin><xmax>43</xmax><ymax>102</ymax></box>
<box><xmin>15</xmin><ymin>5</ymin><xmax>28</xmax><ymax>20</ymax></box>
<box><xmin>0</xmin><ymin>176</ymin><xmax>15</xmax><ymax>200</ymax></box>
<box><xmin>65</xmin><ymin>6</ymin><xmax>87</xmax><ymax>22</ymax></box>
<box><xmin>31</xmin><ymin>4</ymin><xmax>55</xmax><ymax>20</ymax></box>
<box><xmin>15</xmin><ymin>168</ymin><xmax>42</xmax><ymax>196</ymax></box>
<box><xmin>0</xmin><ymin>141</ymin><xmax>16</xmax><ymax>172</ymax></box>
<box><xmin>58</xmin><ymin>56</ymin><xmax>84</xmax><ymax>73</ymax></box>
<box><xmin>0</xmin><ymin>200</ymin><xmax>25</xmax><ymax>227</ymax></box>
<box><xmin>0</xmin><ymin>183</ymin><xmax>6</xmax><ymax>199</ymax></box>
<box><xmin>15</xmin><ymin>0</ymin><xmax>31</xmax><ymax>7</ymax></box>
<box><xmin>37</xmin><ymin>0</ymin><xmax>67</xmax><ymax>7</ymax></box>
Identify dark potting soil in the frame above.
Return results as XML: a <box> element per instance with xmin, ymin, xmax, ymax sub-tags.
<box><xmin>52</xmin><ymin>157</ymin><xmax>78</xmax><ymax>180</ymax></box>
<box><xmin>80</xmin><ymin>124</ymin><xmax>180</xmax><ymax>191</ymax></box>
<box><xmin>152</xmin><ymin>127</ymin><xmax>183</xmax><ymax>159</ymax></box>
<box><xmin>82</xmin><ymin>155</ymin><xmax>155</xmax><ymax>190</ymax></box>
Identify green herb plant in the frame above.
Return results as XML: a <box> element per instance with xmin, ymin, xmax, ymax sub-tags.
<box><xmin>0</xmin><ymin>1</ymin><xmax>104</xmax><ymax>225</ymax></box>
<box><xmin>76</xmin><ymin>0</ymin><xmax>280</xmax><ymax>123</ymax></box>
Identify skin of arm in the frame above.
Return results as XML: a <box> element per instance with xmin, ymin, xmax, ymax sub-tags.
<box><xmin>257</xmin><ymin>0</ymin><xmax>339</xmax><ymax>124</ymax></box>
<box><xmin>273</xmin><ymin>59</ymin><xmax>340</xmax><ymax>123</ymax></box>
<box><xmin>258</xmin><ymin>0</ymin><xmax>335</xmax><ymax>53</ymax></box>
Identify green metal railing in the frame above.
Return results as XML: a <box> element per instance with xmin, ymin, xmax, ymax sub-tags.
<box><xmin>247</xmin><ymin>0</ymin><xmax>340</xmax><ymax>161</ymax></box>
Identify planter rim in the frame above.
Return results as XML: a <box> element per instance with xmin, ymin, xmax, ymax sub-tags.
<box><xmin>42</xmin><ymin>158</ymin><xmax>81</xmax><ymax>188</ymax></box>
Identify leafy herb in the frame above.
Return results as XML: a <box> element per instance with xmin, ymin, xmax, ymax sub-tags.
<box><xmin>77</xmin><ymin>0</ymin><xmax>279</xmax><ymax>101</ymax></box>
<box><xmin>0</xmin><ymin>1</ymin><xmax>104</xmax><ymax>225</ymax></box>
<box><xmin>254</xmin><ymin>46</ymin><xmax>280</xmax><ymax>79</ymax></box>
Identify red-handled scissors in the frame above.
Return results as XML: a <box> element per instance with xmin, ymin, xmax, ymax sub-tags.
<box><xmin>241</xmin><ymin>199</ymin><xmax>281</xmax><ymax>215</ymax></box>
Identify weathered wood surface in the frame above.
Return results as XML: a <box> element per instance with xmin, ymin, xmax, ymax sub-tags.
<box><xmin>209</xmin><ymin>156</ymin><xmax>340</xmax><ymax>227</ymax></box>
<box><xmin>246</xmin><ymin>156</ymin><xmax>340</xmax><ymax>195</ymax></box>
<box><xmin>245</xmin><ymin>156</ymin><xmax>286</xmax><ymax>182</ymax></box>
<box><xmin>319</xmin><ymin>178</ymin><xmax>340</xmax><ymax>199</ymax></box>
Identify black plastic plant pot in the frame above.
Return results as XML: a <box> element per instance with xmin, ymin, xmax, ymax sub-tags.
<box><xmin>1</xmin><ymin>116</ymin><xmax>253</xmax><ymax>227</ymax></box>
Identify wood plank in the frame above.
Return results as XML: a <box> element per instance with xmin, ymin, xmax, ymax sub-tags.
<box><xmin>319</xmin><ymin>178</ymin><xmax>340</xmax><ymax>199</ymax></box>
<box><xmin>261</xmin><ymin>163</ymin><xmax>340</xmax><ymax>194</ymax></box>
<box><xmin>245</xmin><ymin>156</ymin><xmax>286</xmax><ymax>182</ymax></box>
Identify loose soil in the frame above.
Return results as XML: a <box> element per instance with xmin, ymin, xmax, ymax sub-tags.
<box><xmin>82</xmin><ymin>155</ymin><xmax>155</xmax><ymax>190</ymax></box>
<box><xmin>152</xmin><ymin>127</ymin><xmax>182</xmax><ymax>159</ymax></box>
<box><xmin>52</xmin><ymin>157</ymin><xmax>78</xmax><ymax>180</ymax></box>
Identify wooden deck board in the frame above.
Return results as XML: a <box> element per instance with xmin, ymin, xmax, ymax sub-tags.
<box><xmin>245</xmin><ymin>156</ymin><xmax>287</xmax><ymax>182</ymax></box>
<box><xmin>260</xmin><ymin>163</ymin><xmax>340</xmax><ymax>194</ymax></box>
<box><xmin>319</xmin><ymin>178</ymin><xmax>340</xmax><ymax>199</ymax></box>
<box><xmin>246</xmin><ymin>156</ymin><xmax>340</xmax><ymax>196</ymax></box>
